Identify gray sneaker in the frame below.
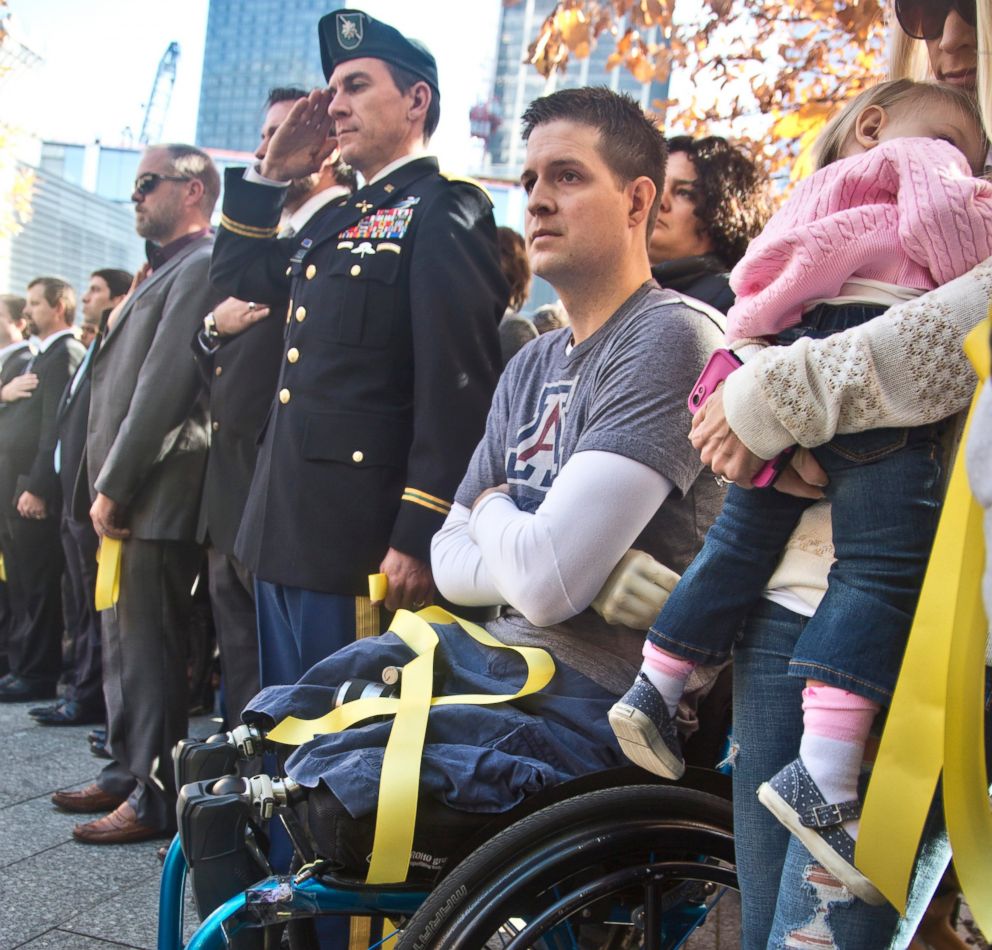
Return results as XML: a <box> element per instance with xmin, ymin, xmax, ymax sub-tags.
<box><xmin>758</xmin><ymin>757</ymin><xmax>885</xmax><ymax>906</ymax></box>
<box><xmin>608</xmin><ymin>673</ymin><xmax>685</xmax><ymax>779</ymax></box>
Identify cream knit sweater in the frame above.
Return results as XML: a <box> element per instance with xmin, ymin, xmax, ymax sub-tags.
<box><xmin>732</xmin><ymin>258</ymin><xmax>992</xmax><ymax>610</ymax></box>
<box><xmin>724</xmin><ymin>258</ymin><xmax>992</xmax><ymax>460</ymax></box>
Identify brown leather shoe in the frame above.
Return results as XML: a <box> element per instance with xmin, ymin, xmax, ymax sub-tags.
<box><xmin>52</xmin><ymin>783</ymin><xmax>126</xmax><ymax>814</ymax></box>
<box><xmin>72</xmin><ymin>801</ymin><xmax>166</xmax><ymax>844</ymax></box>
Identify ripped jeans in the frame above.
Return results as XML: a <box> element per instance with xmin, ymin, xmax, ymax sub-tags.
<box><xmin>733</xmin><ymin>600</ymin><xmax>957</xmax><ymax>949</ymax></box>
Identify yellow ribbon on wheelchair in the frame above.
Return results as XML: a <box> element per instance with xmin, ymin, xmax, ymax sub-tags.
<box><xmin>94</xmin><ymin>537</ymin><xmax>122</xmax><ymax>611</ymax></box>
<box><xmin>267</xmin><ymin>605</ymin><xmax>556</xmax><ymax>884</ymax></box>
<box><xmin>857</xmin><ymin>313</ymin><xmax>991</xmax><ymax>932</ymax></box>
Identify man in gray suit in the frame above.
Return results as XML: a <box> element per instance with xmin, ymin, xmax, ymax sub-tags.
<box><xmin>52</xmin><ymin>144</ymin><xmax>223</xmax><ymax>844</ymax></box>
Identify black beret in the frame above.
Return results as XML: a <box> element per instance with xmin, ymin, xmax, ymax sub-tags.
<box><xmin>318</xmin><ymin>9</ymin><xmax>439</xmax><ymax>94</ymax></box>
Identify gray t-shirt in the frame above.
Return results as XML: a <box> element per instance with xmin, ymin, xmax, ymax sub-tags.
<box><xmin>456</xmin><ymin>282</ymin><xmax>726</xmax><ymax>693</ymax></box>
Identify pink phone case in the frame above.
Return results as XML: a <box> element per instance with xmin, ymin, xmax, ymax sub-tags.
<box><xmin>688</xmin><ymin>349</ymin><xmax>794</xmax><ymax>488</ymax></box>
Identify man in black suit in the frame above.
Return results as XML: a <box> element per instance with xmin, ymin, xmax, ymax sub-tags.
<box><xmin>210</xmin><ymin>10</ymin><xmax>507</xmax><ymax>698</ymax></box>
<box><xmin>195</xmin><ymin>87</ymin><xmax>355</xmax><ymax>732</ymax></box>
<box><xmin>30</xmin><ymin>269</ymin><xmax>132</xmax><ymax>726</ymax></box>
<box><xmin>0</xmin><ymin>294</ymin><xmax>31</xmax><ymax>675</ymax></box>
<box><xmin>0</xmin><ymin>278</ymin><xmax>84</xmax><ymax>702</ymax></box>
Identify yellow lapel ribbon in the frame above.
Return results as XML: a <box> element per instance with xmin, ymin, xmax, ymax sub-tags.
<box><xmin>0</xmin><ymin>553</ymin><xmax>5</xmax><ymax>583</ymax></box>
<box><xmin>857</xmin><ymin>314</ymin><xmax>990</xmax><ymax>933</ymax></box>
<box><xmin>94</xmin><ymin>537</ymin><xmax>122</xmax><ymax>611</ymax></box>
<box><xmin>267</xmin><ymin>604</ymin><xmax>556</xmax><ymax>884</ymax></box>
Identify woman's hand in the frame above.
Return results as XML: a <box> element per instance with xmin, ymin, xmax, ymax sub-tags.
<box><xmin>689</xmin><ymin>385</ymin><xmax>763</xmax><ymax>486</ymax></box>
<box><xmin>690</xmin><ymin>386</ymin><xmax>827</xmax><ymax>499</ymax></box>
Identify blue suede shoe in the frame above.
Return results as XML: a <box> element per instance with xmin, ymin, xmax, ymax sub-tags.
<box><xmin>608</xmin><ymin>673</ymin><xmax>685</xmax><ymax>779</ymax></box>
<box><xmin>758</xmin><ymin>757</ymin><xmax>884</xmax><ymax>906</ymax></box>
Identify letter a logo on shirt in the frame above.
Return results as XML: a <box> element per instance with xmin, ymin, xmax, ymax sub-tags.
<box><xmin>506</xmin><ymin>379</ymin><xmax>575</xmax><ymax>490</ymax></box>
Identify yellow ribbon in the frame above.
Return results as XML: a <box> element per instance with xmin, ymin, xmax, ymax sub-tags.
<box><xmin>0</xmin><ymin>553</ymin><xmax>5</xmax><ymax>583</ymax></box>
<box><xmin>267</xmin><ymin>604</ymin><xmax>556</xmax><ymax>884</ymax></box>
<box><xmin>858</xmin><ymin>314</ymin><xmax>990</xmax><ymax>930</ymax></box>
<box><xmin>368</xmin><ymin>573</ymin><xmax>388</xmax><ymax>604</ymax></box>
<box><xmin>94</xmin><ymin>537</ymin><xmax>122</xmax><ymax>611</ymax></box>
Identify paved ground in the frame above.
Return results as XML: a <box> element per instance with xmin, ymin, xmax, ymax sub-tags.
<box><xmin>4</xmin><ymin>692</ymin><xmax>989</xmax><ymax>950</ymax></box>
<box><xmin>0</xmin><ymin>701</ymin><xmax>206</xmax><ymax>950</ymax></box>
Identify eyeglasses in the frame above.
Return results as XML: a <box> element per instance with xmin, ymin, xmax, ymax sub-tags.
<box><xmin>895</xmin><ymin>0</ymin><xmax>976</xmax><ymax>40</ymax></box>
<box><xmin>133</xmin><ymin>172</ymin><xmax>191</xmax><ymax>196</ymax></box>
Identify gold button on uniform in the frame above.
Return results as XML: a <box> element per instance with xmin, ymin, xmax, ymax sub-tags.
<box><xmin>214</xmin><ymin>365</ymin><xmax>223</xmax><ymax>377</ymax></box>
<box><xmin>352</xmin><ymin>450</ymin><xmax>364</xmax><ymax>463</ymax></box>
<box><xmin>295</xmin><ymin>306</ymin><xmax>307</xmax><ymax>322</ymax></box>
<box><xmin>279</xmin><ymin>388</ymin><xmax>291</xmax><ymax>404</ymax></box>
<box><xmin>350</xmin><ymin>265</ymin><xmax>361</xmax><ymax>277</ymax></box>
<box><xmin>306</xmin><ymin>264</ymin><xmax>317</xmax><ymax>279</ymax></box>
<box><xmin>287</xmin><ymin>348</ymin><xmax>299</xmax><ymax>364</ymax></box>
<box><xmin>212</xmin><ymin>421</ymin><xmax>220</xmax><ymax>432</ymax></box>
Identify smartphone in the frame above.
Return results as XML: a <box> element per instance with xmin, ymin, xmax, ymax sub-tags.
<box><xmin>688</xmin><ymin>348</ymin><xmax>795</xmax><ymax>489</ymax></box>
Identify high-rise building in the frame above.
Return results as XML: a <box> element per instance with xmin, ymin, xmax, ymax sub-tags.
<box><xmin>196</xmin><ymin>0</ymin><xmax>344</xmax><ymax>153</ymax></box>
<box><xmin>485</xmin><ymin>0</ymin><xmax>670</xmax><ymax>176</ymax></box>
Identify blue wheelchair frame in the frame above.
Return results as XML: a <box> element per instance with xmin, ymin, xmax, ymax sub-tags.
<box><xmin>159</xmin><ymin>756</ymin><xmax>735</xmax><ymax>950</ymax></box>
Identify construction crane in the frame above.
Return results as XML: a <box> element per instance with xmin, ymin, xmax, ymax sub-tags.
<box><xmin>139</xmin><ymin>41</ymin><xmax>180</xmax><ymax>145</ymax></box>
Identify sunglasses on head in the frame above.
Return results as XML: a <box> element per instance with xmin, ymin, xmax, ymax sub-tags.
<box><xmin>133</xmin><ymin>172</ymin><xmax>190</xmax><ymax>196</ymax></box>
<box><xmin>895</xmin><ymin>0</ymin><xmax>976</xmax><ymax>40</ymax></box>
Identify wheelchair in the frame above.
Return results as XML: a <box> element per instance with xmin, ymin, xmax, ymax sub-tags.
<box><xmin>160</xmin><ymin>678</ymin><xmax>737</xmax><ymax>950</ymax></box>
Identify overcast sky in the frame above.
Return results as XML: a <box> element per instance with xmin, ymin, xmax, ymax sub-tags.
<box><xmin>7</xmin><ymin>0</ymin><xmax>505</xmax><ymax>169</ymax></box>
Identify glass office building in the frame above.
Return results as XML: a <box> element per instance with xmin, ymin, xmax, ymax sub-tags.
<box><xmin>0</xmin><ymin>162</ymin><xmax>144</xmax><ymax>304</ymax></box>
<box><xmin>486</xmin><ymin>0</ymin><xmax>670</xmax><ymax>177</ymax></box>
<box><xmin>196</xmin><ymin>0</ymin><xmax>344</xmax><ymax>153</ymax></box>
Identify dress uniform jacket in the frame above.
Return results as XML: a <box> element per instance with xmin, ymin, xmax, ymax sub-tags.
<box><xmin>194</xmin><ymin>314</ymin><xmax>284</xmax><ymax>557</ymax></box>
<box><xmin>210</xmin><ymin>157</ymin><xmax>507</xmax><ymax>595</ymax></box>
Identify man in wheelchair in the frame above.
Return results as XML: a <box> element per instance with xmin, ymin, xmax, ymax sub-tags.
<box><xmin>173</xmin><ymin>81</ymin><xmax>731</xmax><ymax>949</ymax></box>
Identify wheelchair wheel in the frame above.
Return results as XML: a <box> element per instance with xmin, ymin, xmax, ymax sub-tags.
<box><xmin>397</xmin><ymin>783</ymin><xmax>736</xmax><ymax>950</ymax></box>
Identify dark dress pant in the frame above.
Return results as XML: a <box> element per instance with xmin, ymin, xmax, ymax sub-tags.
<box><xmin>206</xmin><ymin>547</ymin><xmax>260</xmax><ymax>729</ymax></box>
<box><xmin>61</xmin><ymin>514</ymin><xmax>104</xmax><ymax>712</ymax></box>
<box><xmin>3</xmin><ymin>513</ymin><xmax>64</xmax><ymax>687</ymax></box>
<box><xmin>98</xmin><ymin>537</ymin><xmax>201</xmax><ymax>831</ymax></box>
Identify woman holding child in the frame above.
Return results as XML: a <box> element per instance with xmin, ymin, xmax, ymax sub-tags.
<box><xmin>606</xmin><ymin>1</ymin><xmax>991</xmax><ymax>945</ymax></box>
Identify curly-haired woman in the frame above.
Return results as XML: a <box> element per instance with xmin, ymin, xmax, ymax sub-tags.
<box><xmin>649</xmin><ymin>135</ymin><xmax>770</xmax><ymax>314</ymax></box>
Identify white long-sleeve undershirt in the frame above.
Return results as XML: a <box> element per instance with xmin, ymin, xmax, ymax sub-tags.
<box><xmin>431</xmin><ymin>450</ymin><xmax>673</xmax><ymax>627</ymax></box>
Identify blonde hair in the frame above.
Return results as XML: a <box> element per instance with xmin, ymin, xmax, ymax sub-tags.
<box><xmin>813</xmin><ymin>78</ymin><xmax>984</xmax><ymax>170</ymax></box>
<box><xmin>888</xmin><ymin>8</ymin><xmax>991</xmax><ymax>139</ymax></box>
<box><xmin>979</xmin><ymin>0</ymin><xmax>992</xmax><ymax>137</ymax></box>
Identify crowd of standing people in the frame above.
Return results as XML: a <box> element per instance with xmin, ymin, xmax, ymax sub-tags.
<box><xmin>0</xmin><ymin>2</ymin><xmax>990</xmax><ymax>948</ymax></box>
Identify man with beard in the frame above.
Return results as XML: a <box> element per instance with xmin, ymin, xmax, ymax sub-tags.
<box><xmin>52</xmin><ymin>145</ymin><xmax>224</xmax><ymax>844</ymax></box>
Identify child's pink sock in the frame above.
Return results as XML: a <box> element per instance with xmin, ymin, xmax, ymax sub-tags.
<box><xmin>640</xmin><ymin>642</ymin><xmax>696</xmax><ymax>717</ymax></box>
<box><xmin>799</xmin><ymin>684</ymin><xmax>880</xmax><ymax>838</ymax></box>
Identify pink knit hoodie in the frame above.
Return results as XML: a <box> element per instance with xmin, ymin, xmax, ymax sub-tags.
<box><xmin>726</xmin><ymin>137</ymin><xmax>992</xmax><ymax>342</ymax></box>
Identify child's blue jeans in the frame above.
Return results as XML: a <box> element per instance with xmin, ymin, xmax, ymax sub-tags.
<box><xmin>647</xmin><ymin>303</ymin><xmax>947</xmax><ymax>705</ymax></box>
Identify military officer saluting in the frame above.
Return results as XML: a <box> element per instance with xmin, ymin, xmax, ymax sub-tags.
<box><xmin>210</xmin><ymin>11</ymin><xmax>507</xmax><ymax>693</ymax></box>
